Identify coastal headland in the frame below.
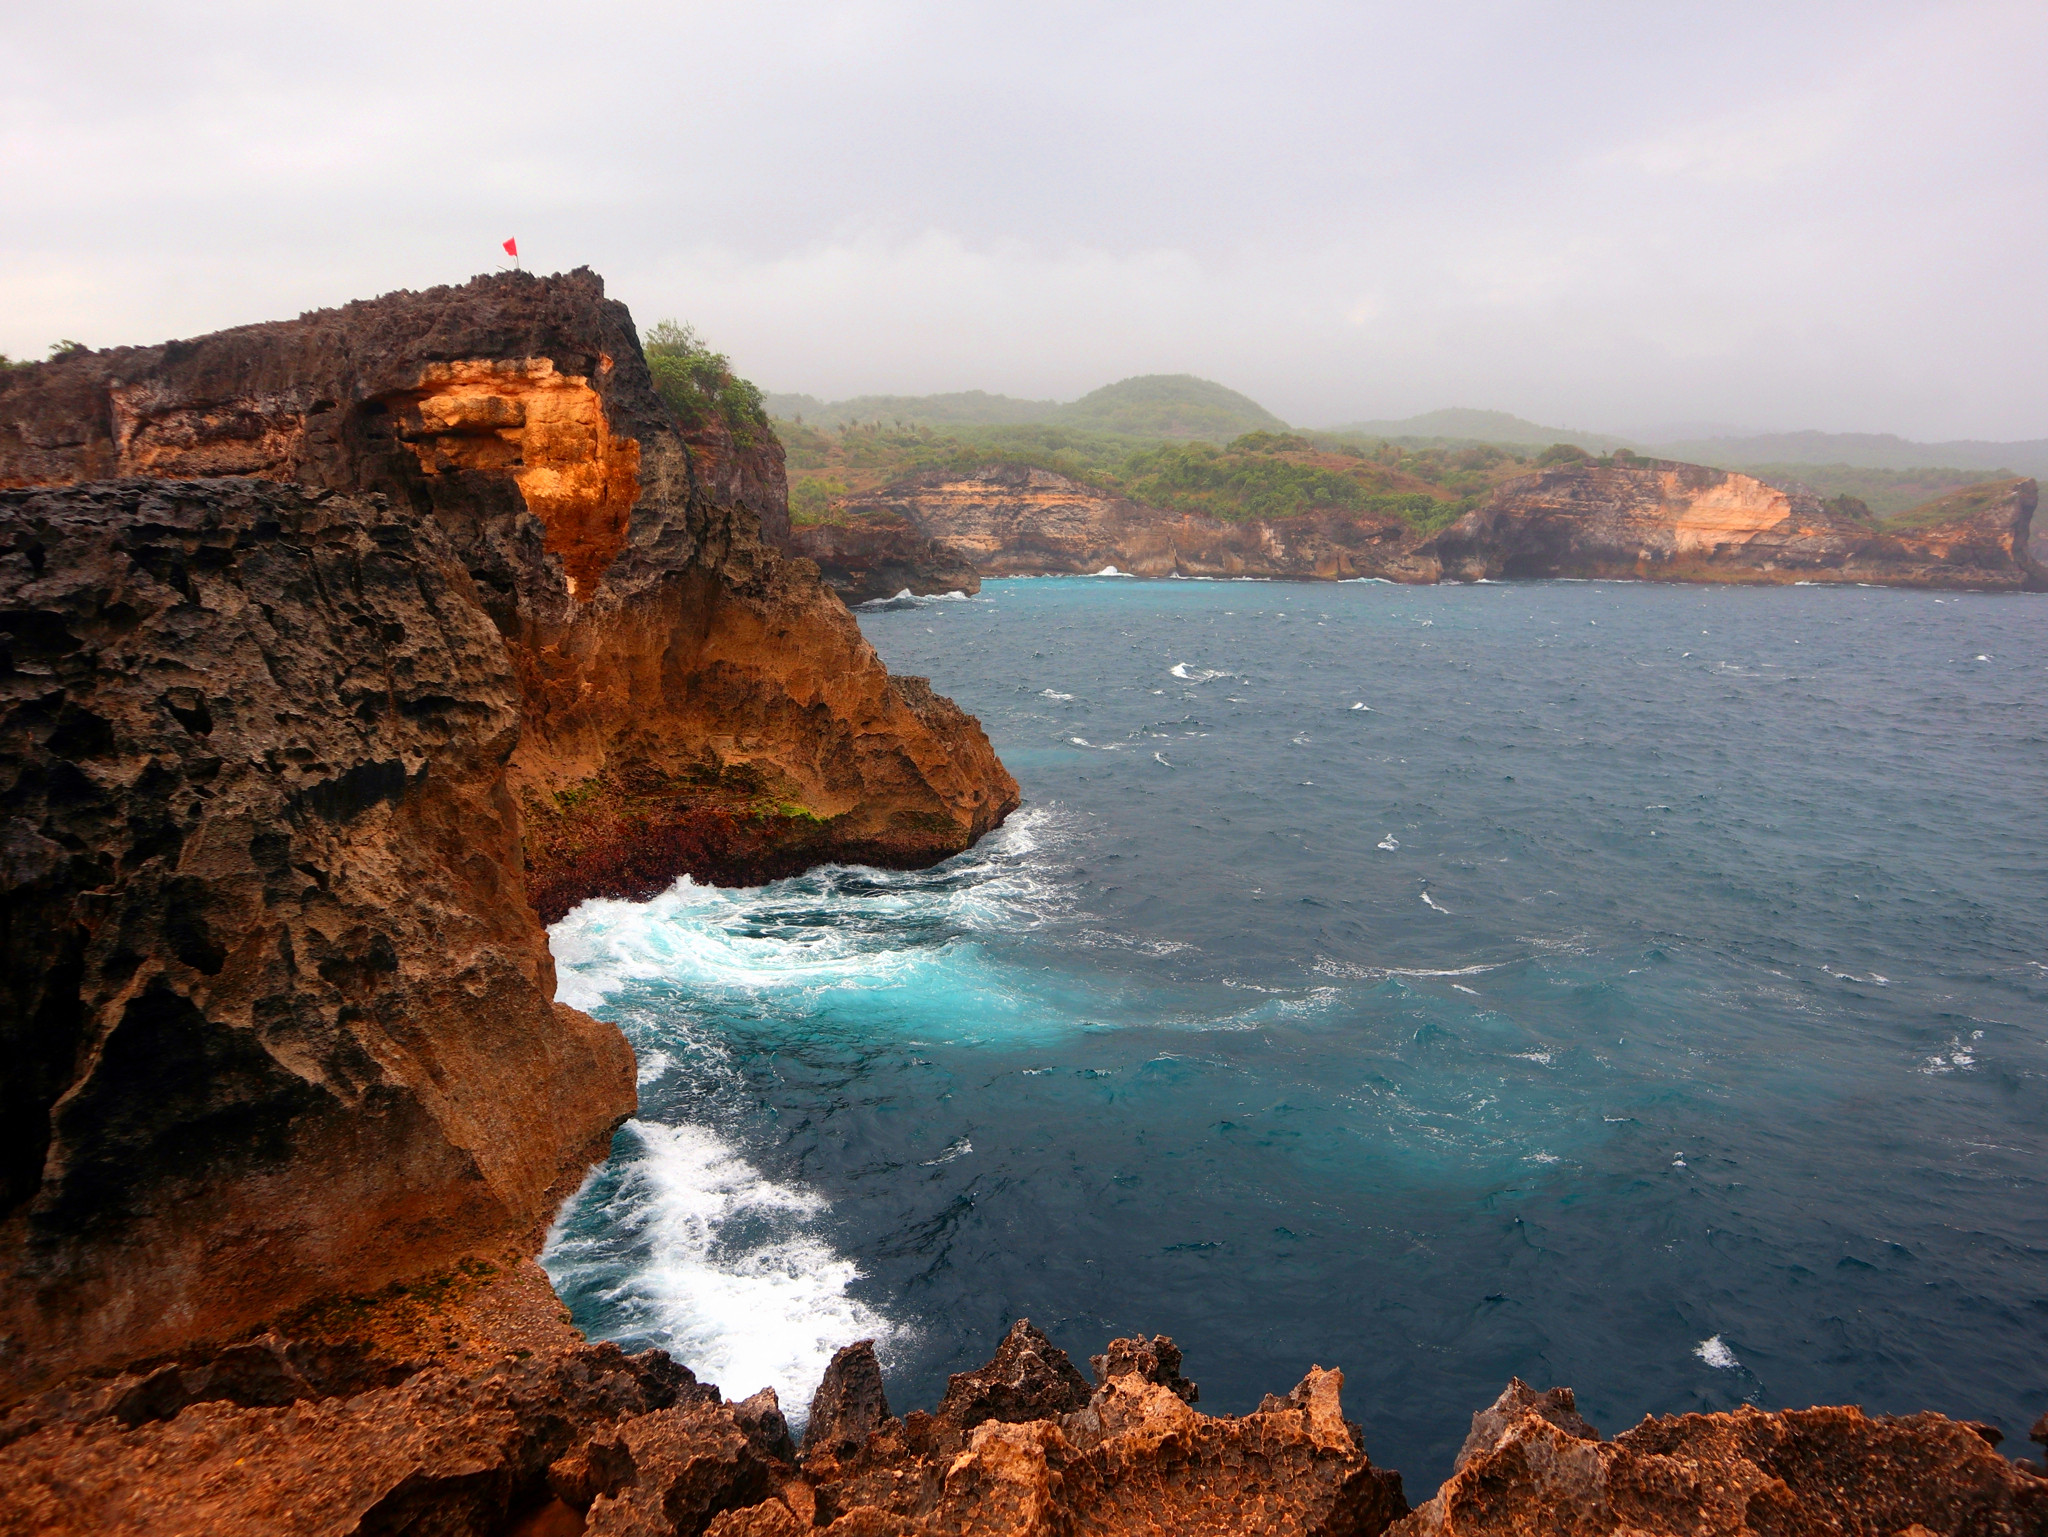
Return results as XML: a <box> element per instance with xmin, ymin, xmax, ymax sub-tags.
<box><xmin>0</xmin><ymin>276</ymin><xmax>2042</xmax><ymax>1533</ymax></box>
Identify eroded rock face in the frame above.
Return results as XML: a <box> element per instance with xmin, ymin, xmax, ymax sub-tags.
<box><xmin>799</xmin><ymin>465</ymin><xmax>1441</xmax><ymax>587</ymax></box>
<box><xmin>1397</xmin><ymin>1380</ymin><xmax>2048</xmax><ymax>1537</ymax></box>
<box><xmin>0</xmin><ymin>270</ymin><xmax>1018</xmax><ymax>915</ymax></box>
<box><xmin>783</xmin><ymin>515</ymin><xmax>981</xmax><ymax>605</ymax></box>
<box><xmin>1427</xmin><ymin>463</ymin><xmax>2046</xmax><ymax>589</ymax></box>
<box><xmin>0</xmin><ymin>478</ymin><xmax>636</xmax><ymax>1397</ymax></box>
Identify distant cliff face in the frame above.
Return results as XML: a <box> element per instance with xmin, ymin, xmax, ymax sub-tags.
<box><xmin>0</xmin><ymin>271</ymin><xmax>1018</xmax><ymax>918</ymax></box>
<box><xmin>792</xmin><ymin>460</ymin><xmax>2045</xmax><ymax>594</ymax></box>
<box><xmin>793</xmin><ymin>465</ymin><xmax>1441</xmax><ymax>590</ymax></box>
<box><xmin>0</xmin><ymin>479</ymin><xmax>635</xmax><ymax>1396</ymax></box>
<box><xmin>1427</xmin><ymin>463</ymin><xmax>2045</xmax><ymax>590</ymax></box>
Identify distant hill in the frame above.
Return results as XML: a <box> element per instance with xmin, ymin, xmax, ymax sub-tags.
<box><xmin>761</xmin><ymin>389</ymin><xmax>1060</xmax><ymax>428</ymax></box>
<box><xmin>1637</xmin><ymin>429</ymin><xmax>2048</xmax><ymax>480</ymax></box>
<box><xmin>1055</xmin><ymin>375</ymin><xmax>1287</xmax><ymax>438</ymax></box>
<box><xmin>1319</xmin><ymin>408</ymin><xmax>1631</xmax><ymax>453</ymax></box>
<box><xmin>766</xmin><ymin>374</ymin><xmax>1285</xmax><ymax>440</ymax></box>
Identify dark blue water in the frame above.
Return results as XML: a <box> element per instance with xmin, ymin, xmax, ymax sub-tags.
<box><xmin>543</xmin><ymin>576</ymin><xmax>2048</xmax><ymax>1487</ymax></box>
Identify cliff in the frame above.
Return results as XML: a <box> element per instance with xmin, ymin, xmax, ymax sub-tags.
<box><xmin>783</xmin><ymin>514</ymin><xmax>981</xmax><ymax>605</ymax></box>
<box><xmin>1425</xmin><ymin>463</ymin><xmax>2046</xmax><ymax>589</ymax></box>
<box><xmin>0</xmin><ymin>478</ymin><xmax>635</xmax><ymax>1396</ymax></box>
<box><xmin>0</xmin><ymin>271</ymin><xmax>1018</xmax><ymax>919</ymax></box>
<box><xmin>786</xmin><ymin>461</ymin><xmax>2044</xmax><ymax>594</ymax></box>
<box><xmin>791</xmin><ymin>465</ymin><xmax>1440</xmax><ymax>591</ymax></box>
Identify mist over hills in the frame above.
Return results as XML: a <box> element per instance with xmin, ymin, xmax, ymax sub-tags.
<box><xmin>763</xmin><ymin>373</ymin><xmax>1285</xmax><ymax>440</ymax></box>
<box><xmin>765</xmin><ymin>375</ymin><xmax>2047</xmax><ymax>492</ymax></box>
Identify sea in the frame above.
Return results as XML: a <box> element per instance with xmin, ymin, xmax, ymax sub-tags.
<box><xmin>541</xmin><ymin>575</ymin><xmax>2047</xmax><ymax>1487</ymax></box>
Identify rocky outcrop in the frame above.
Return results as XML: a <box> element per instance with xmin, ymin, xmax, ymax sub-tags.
<box><xmin>796</xmin><ymin>461</ymin><xmax>2046</xmax><ymax>594</ymax></box>
<box><xmin>0</xmin><ymin>271</ymin><xmax>1018</xmax><ymax>919</ymax></box>
<box><xmin>791</xmin><ymin>1323</ymin><xmax>1409</xmax><ymax>1537</ymax></box>
<box><xmin>1395</xmin><ymin>1376</ymin><xmax>2047</xmax><ymax>1537</ymax></box>
<box><xmin>0</xmin><ymin>478</ymin><xmax>637</xmax><ymax>1398</ymax></box>
<box><xmin>1426</xmin><ymin>463</ymin><xmax>2046</xmax><ymax>590</ymax></box>
<box><xmin>799</xmin><ymin>466</ymin><xmax>1440</xmax><ymax>588</ymax></box>
<box><xmin>783</xmin><ymin>515</ymin><xmax>980</xmax><ymax>605</ymax></box>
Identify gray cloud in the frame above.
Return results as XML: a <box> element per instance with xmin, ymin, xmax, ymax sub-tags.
<box><xmin>4</xmin><ymin>0</ymin><xmax>2043</xmax><ymax>437</ymax></box>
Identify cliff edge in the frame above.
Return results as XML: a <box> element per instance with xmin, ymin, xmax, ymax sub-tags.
<box><xmin>0</xmin><ymin>271</ymin><xmax>1019</xmax><ymax>918</ymax></box>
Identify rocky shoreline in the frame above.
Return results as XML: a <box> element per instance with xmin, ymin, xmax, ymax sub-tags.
<box><xmin>2</xmin><ymin>274</ymin><xmax>2043</xmax><ymax>1533</ymax></box>
<box><xmin>784</xmin><ymin>463</ymin><xmax>2045</xmax><ymax>598</ymax></box>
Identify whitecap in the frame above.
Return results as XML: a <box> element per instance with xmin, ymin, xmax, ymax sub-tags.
<box><xmin>1153</xmin><ymin>752</ymin><xmax>1172</xmax><ymax>767</ymax></box>
<box><xmin>541</xmin><ymin>1119</ymin><xmax>899</xmax><ymax>1417</ymax></box>
<box><xmin>1092</xmin><ymin>565</ymin><xmax>1134</xmax><ymax>577</ymax></box>
<box><xmin>1169</xmin><ymin>662</ymin><xmax>1232</xmax><ymax>682</ymax></box>
<box><xmin>920</xmin><ymin>1136</ymin><xmax>973</xmax><ymax>1167</ymax></box>
<box><xmin>1421</xmin><ymin>891</ymin><xmax>1451</xmax><ymax>913</ymax></box>
<box><xmin>1377</xmin><ymin>835</ymin><xmax>1399</xmax><ymax>851</ymax></box>
<box><xmin>1040</xmin><ymin>689</ymin><xmax>1075</xmax><ymax>701</ymax></box>
<box><xmin>1350</xmin><ymin>702</ymin><xmax>1372</xmax><ymax>711</ymax></box>
<box><xmin>1694</xmin><ymin>1335</ymin><xmax>1739</xmax><ymax>1369</ymax></box>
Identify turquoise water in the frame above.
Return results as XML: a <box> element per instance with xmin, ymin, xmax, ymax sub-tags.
<box><xmin>543</xmin><ymin>576</ymin><xmax>2048</xmax><ymax>1485</ymax></box>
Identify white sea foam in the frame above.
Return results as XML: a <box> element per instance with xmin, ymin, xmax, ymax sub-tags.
<box><xmin>1092</xmin><ymin>565</ymin><xmax>1134</xmax><ymax>577</ymax></box>
<box><xmin>921</xmin><ymin>1136</ymin><xmax>973</xmax><ymax>1167</ymax></box>
<box><xmin>1040</xmin><ymin>689</ymin><xmax>1075</xmax><ymax>700</ymax></box>
<box><xmin>1377</xmin><ymin>835</ymin><xmax>1399</xmax><ymax>850</ymax></box>
<box><xmin>1695</xmin><ymin>1335</ymin><xmax>1739</xmax><ymax>1369</ymax></box>
<box><xmin>1350</xmin><ymin>702</ymin><xmax>1372</xmax><ymax>711</ymax></box>
<box><xmin>1169</xmin><ymin>662</ymin><xmax>1233</xmax><ymax>682</ymax></box>
<box><xmin>543</xmin><ymin>1120</ymin><xmax>898</xmax><ymax>1418</ymax></box>
<box><xmin>1421</xmin><ymin>891</ymin><xmax>1451</xmax><ymax>913</ymax></box>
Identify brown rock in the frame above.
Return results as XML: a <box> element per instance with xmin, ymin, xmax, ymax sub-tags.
<box><xmin>1092</xmin><ymin>1334</ymin><xmax>1200</xmax><ymax>1404</ymax></box>
<box><xmin>0</xmin><ymin>269</ymin><xmax>1018</xmax><ymax>921</ymax></box>
<box><xmin>784</xmin><ymin>512</ymin><xmax>982</xmax><ymax>605</ymax></box>
<box><xmin>1426</xmin><ymin>462</ymin><xmax>2047</xmax><ymax>590</ymax></box>
<box><xmin>804</xmin><ymin>1341</ymin><xmax>893</xmax><ymax>1461</ymax></box>
<box><xmin>0</xmin><ymin>478</ymin><xmax>635</xmax><ymax>1398</ymax></box>
<box><xmin>824</xmin><ymin>464</ymin><xmax>1440</xmax><ymax>584</ymax></box>
<box><xmin>1450</xmin><ymin>1378</ymin><xmax>1599</xmax><ymax>1473</ymax></box>
<box><xmin>1393</xmin><ymin>1397</ymin><xmax>2048</xmax><ymax>1537</ymax></box>
<box><xmin>934</xmin><ymin>1318</ymin><xmax>1093</xmax><ymax>1435</ymax></box>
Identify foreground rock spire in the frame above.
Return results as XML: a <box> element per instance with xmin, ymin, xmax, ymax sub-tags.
<box><xmin>0</xmin><ymin>271</ymin><xmax>1015</xmax><ymax>1396</ymax></box>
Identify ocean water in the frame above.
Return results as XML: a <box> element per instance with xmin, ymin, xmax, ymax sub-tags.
<box><xmin>542</xmin><ymin>576</ymin><xmax>2048</xmax><ymax>1486</ymax></box>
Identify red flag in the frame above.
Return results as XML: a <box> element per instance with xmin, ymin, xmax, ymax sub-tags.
<box><xmin>502</xmin><ymin>237</ymin><xmax>518</xmax><ymax>258</ymax></box>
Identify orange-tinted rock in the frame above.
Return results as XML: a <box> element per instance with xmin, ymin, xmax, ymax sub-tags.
<box><xmin>1395</xmin><ymin>1381</ymin><xmax>2048</xmax><ymax>1537</ymax></box>
<box><xmin>0</xmin><ymin>270</ymin><xmax>1018</xmax><ymax>914</ymax></box>
<box><xmin>802</xmin><ymin>1330</ymin><xmax>1408</xmax><ymax>1537</ymax></box>
<box><xmin>1427</xmin><ymin>463</ymin><xmax>2046</xmax><ymax>589</ymax></box>
<box><xmin>0</xmin><ymin>479</ymin><xmax>634</xmax><ymax>1399</ymax></box>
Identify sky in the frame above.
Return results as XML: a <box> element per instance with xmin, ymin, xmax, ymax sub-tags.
<box><xmin>5</xmin><ymin>1</ymin><xmax>2045</xmax><ymax>439</ymax></box>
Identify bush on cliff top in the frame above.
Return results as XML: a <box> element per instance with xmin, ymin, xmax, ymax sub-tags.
<box><xmin>644</xmin><ymin>320</ymin><xmax>770</xmax><ymax>448</ymax></box>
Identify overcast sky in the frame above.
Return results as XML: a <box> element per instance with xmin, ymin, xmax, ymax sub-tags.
<box><xmin>5</xmin><ymin>2</ymin><xmax>2044</xmax><ymax>438</ymax></box>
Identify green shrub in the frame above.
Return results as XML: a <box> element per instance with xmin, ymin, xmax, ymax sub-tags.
<box><xmin>643</xmin><ymin>320</ymin><xmax>769</xmax><ymax>447</ymax></box>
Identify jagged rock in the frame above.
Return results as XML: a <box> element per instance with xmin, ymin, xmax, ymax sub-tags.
<box><xmin>783</xmin><ymin>513</ymin><xmax>981</xmax><ymax>604</ymax></box>
<box><xmin>934</xmin><ymin>1318</ymin><xmax>1093</xmax><ymax>1434</ymax></box>
<box><xmin>805</xmin><ymin>1335</ymin><xmax>1407</xmax><ymax>1537</ymax></box>
<box><xmin>1425</xmin><ymin>463</ymin><xmax>2046</xmax><ymax>589</ymax></box>
<box><xmin>1451</xmin><ymin>1378</ymin><xmax>1598</xmax><ymax>1472</ymax></box>
<box><xmin>731</xmin><ymin>1387</ymin><xmax>797</xmax><ymax>1463</ymax></box>
<box><xmin>1392</xmin><ymin>1395</ymin><xmax>2048</xmax><ymax>1537</ymax></box>
<box><xmin>1092</xmin><ymin>1334</ymin><xmax>1199</xmax><ymax>1404</ymax></box>
<box><xmin>582</xmin><ymin>1404</ymin><xmax>779</xmax><ymax>1536</ymax></box>
<box><xmin>0</xmin><ymin>479</ymin><xmax>635</xmax><ymax>1397</ymax></box>
<box><xmin>804</xmin><ymin>1341</ymin><xmax>893</xmax><ymax>1460</ymax></box>
<box><xmin>0</xmin><ymin>270</ymin><xmax>1018</xmax><ymax>924</ymax></box>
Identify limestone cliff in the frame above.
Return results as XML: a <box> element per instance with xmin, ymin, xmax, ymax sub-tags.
<box><xmin>1426</xmin><ymin>463</ymin><xmax>2046</xmax><ymax>590</ymax></box>
<box><xmin>789</xmin><ymin>461</ymin><xmax>2045</xmax><ymax>593</ymax></box>
<box><xmin>790</xmin><ymin>465</ymin><xmax>1440</xmax><ymax>589</ymax></box>
<box><xmin>0</xmin><ymin>271</ymin><xmax>1018</xmax><ymax>918</ymax></box>
<box><xmin>783</xmin><ymin>514</ymin><xmax>981</xmax><ymax>605</ymax></box>
<box><xmin>0</xmin><ymin>479</ymin><xmax>635</xmax><ymax>1398</ymax></box>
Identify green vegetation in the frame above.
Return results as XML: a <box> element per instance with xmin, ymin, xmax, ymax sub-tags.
<box><xmin>643</xmin><ymin>321</ymin><xmax>769</xmax><ymax>447</ymax></box>
<box><xmin>1713</xmin><ymin>462</ymin><xmax>2013</xmax><ymax>517</ymax></box>
<box><xmin>773</xmin><ymin>416</ymin><xmax>1538</xmax><ymax>531</ymax></box>
<box><xmin>1879</xmin><ymin>477</ymin><xmax>2024</xmax><ymax>532</ymax></box>
<box><xmin>765</xmin><ymin>372</ymin><xmax>1283</xmax><ymax>441</ymax></box>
